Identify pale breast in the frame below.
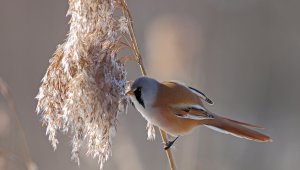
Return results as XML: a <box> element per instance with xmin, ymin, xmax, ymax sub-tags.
<box><xmin>130</xmin><ymin>95</ymin><xmax>161</xmax><ymax>124</ymax></box>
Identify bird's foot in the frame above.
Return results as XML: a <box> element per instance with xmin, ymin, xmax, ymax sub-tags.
<box><xmin>164</xmin><ymin>136</ymin><xmax>179</xmax><ymax>150</ymax></box>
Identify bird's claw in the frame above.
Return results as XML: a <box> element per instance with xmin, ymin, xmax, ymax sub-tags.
<box><xmin>164</xmin><ymin>136</ymin><xmax>179</xmax><ymax>150</ymax></box>
<box><xmin>164</xmin><ymin>141</ymin><xmax>174</xmax><ymax>150</ymax></box>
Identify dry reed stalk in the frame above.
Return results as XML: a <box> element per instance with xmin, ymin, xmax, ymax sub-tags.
<box><xmin>119</xmin><ymin>1</ymin><xmax>176</xmax><ymax>169</ymax></box>
<box><xmin>36</xmin><ymin>0</ymin><xmax>176</xmax><ymax>169</ymax></box>
<box><xmin>0</xmin><ymin>78</ymin><xmax>37</xmax><ymax>170</ymax></box>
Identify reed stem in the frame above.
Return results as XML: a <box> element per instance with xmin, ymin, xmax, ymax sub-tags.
<box><xmin>120</xmin><ymin>1</ymin><xmax>176</xmax><ymax>169</ymax></box>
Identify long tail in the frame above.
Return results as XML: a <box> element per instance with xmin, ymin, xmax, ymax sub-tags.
<box><xmin>204</xmin><ymin>116</ymin><xmax>272</xmax><ymax>142</ymax></box>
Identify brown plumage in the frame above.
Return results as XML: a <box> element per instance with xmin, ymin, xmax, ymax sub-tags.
<box><xmin>153</xmin><ymin>81</ymin><xmax>271</xmax><ymax>142</ymax></box>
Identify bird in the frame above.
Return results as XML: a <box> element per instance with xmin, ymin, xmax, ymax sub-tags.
<box><xmin>126</xmin><ymin>76</ymin><xmax>271</xmax><ymax>149</ymax></box>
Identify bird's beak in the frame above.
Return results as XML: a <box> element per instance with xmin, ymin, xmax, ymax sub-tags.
<box><xmin>126</xmin><ymin>90</ymin><xmax>134</xmax><ymax>96</ymax></box>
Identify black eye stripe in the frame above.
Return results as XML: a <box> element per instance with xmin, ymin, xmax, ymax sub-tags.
<box><xmin>134</xmin><ymin>87</ymin><xmax>145</xmax><ymax>108</ymax></box>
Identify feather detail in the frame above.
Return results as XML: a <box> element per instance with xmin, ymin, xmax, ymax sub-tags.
<box><xmin>204</xmin><ymin>117</ymin><xmax>271</xmax><ymax>142</ymax></box>
<box><xmin>172</xmin><ymin>105</ymin><xmax>214</xmax><ymax>120</ymax></box>
<box><xmin>219</xmin><ymin>116</ymin><xmax>264</xmax><ymax>129</ymax></box>
<box><xmin>175</xmin><ymin>113</ymin><xmax>214</xmax><ymax>120</ymax></box>
<box><xmin>188</xmin><ymin>86</ymin><xmax>214</xmax><ymax>105</ymax></box>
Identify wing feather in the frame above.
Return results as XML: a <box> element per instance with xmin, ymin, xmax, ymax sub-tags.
<box><xmin>154</xmin><ymin>81</ymin><xmax>215</xmax><ymax>120</ymax></box>
<box><xmin>188</xmin><ymin>86</ymin><xmax>214</xmax><ymax>105</ymax></box>
<box><xmin>172</xmin><ymin>105</ymin><xmax>214</xmax><ymax>121</ymax></box>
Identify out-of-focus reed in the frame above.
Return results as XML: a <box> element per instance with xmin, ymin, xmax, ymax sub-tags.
<box><xmin>0</xmin><ymin>78</ymin><xmax>37</xmax><ymax>170</ymax></box>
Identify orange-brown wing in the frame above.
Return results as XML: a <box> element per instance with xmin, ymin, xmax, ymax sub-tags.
<box><xmin>153</xmin><ymin>81</ymin><xmax>214</xmax><ymax>120</ymax></box>
<box><xmin>153</xmin><ymin>81</ymin><xmax>204</xmax><ymax>106</ymax></box>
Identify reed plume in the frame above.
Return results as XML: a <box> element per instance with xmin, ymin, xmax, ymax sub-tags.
<box><xmin>36</xmin><ymin>0</ymin><xmax>129</xmax><ymax>168</ymax></box>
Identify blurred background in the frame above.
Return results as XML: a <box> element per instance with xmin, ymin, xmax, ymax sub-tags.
<box><xmin>0</xmin><ymin>0</ymin><xmax>300</xmax><ymax>169</ymax></box>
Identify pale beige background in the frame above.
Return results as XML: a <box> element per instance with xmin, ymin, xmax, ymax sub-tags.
<box><xmin>0</xmin><ymin>0</ymin><xmax>300</xmax><ymax>170</ymax></box>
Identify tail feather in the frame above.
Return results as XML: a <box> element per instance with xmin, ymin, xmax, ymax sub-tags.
<box><xmin>220</xmin><ymin>116</ymin><xmax>264</xmax><ymax>129</ymax></box>
<box><xmin>204</xmin><ymin>117</ymin><xmax>271</xmax><ymax>142</ymax></box>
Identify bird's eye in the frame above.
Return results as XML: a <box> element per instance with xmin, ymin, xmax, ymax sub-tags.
<box><xmin>136</xmin><ymin>87</ymin><xmax>142</xmax><ymax>92</ymax></box>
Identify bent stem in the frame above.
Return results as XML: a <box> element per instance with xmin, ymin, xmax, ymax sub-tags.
<box><xmin>120</xmin><ymin>1</ymin><xmax>176</xmax><ymax>170</ymax></box>
<box><xmin>120</xmin><ymin>0</ymin><xmax>146</xmax><ymax>75</ymax></box>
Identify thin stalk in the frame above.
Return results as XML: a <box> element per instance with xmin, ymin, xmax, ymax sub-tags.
<box><xmin>159</xmin><ymin>130</ymin><xmax>176</xmax><ymax>170</ymax></box>
<box><xmin>0</xmin><ymin>79</ymin><xmax>34</xmax><ymax>169</ymax></box>
<box><xmin>120</xmin><ymin>1</ymin><xmax>176</xmax><ymax>169</ymax></box>
<box><xmin>120</xmin><ymin>0</ymin><xmax>147</xmax><ymax>76</ymax></box>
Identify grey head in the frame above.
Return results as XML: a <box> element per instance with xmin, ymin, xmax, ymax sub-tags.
<box><xmin>130</xmin><ymin>77</ymin><xmax>159</xmax><ymax>108</ymax></box>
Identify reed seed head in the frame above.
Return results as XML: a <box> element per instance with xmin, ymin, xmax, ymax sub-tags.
<box><xmin>36</xmin><ymin>0</ymin><xmax>129</xmax><ymax>168</ymax></box>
